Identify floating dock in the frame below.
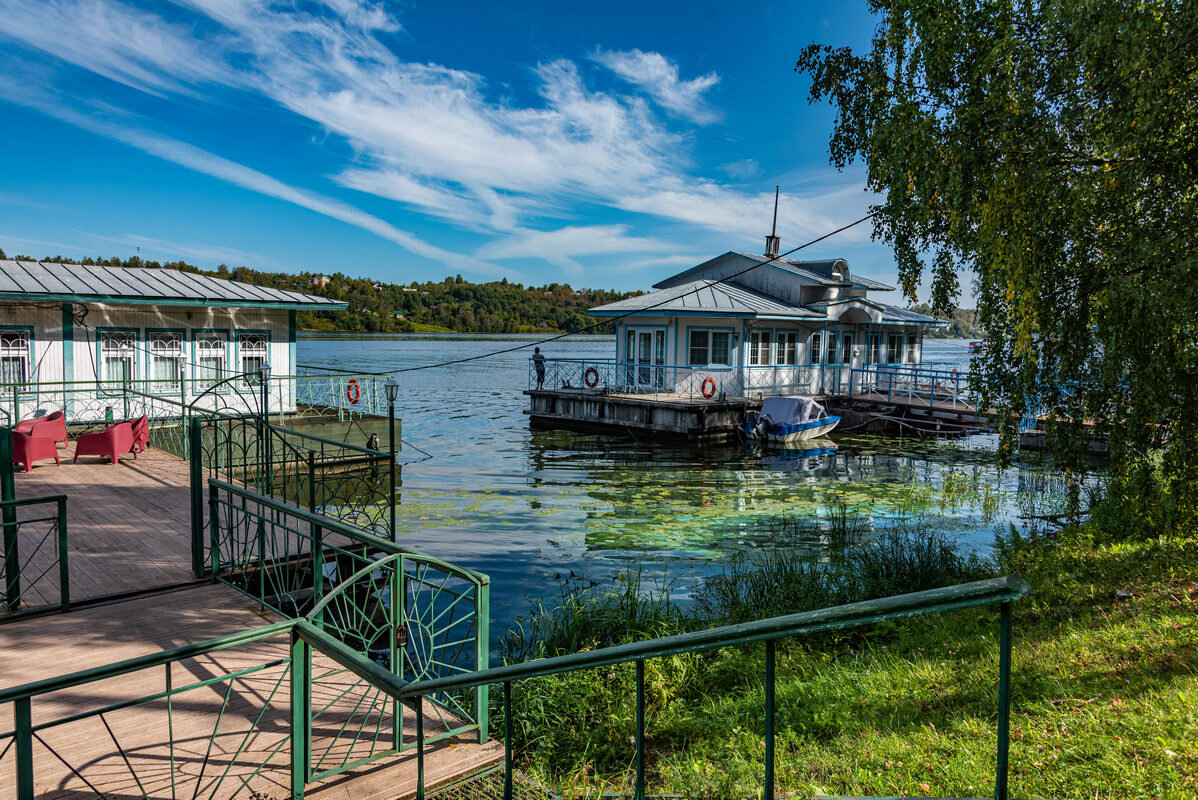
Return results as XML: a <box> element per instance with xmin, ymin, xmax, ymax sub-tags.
<box><xmin>526</xmin><ymin>388</ymin><xmax>760</xmax><ymax>441</ymax></box>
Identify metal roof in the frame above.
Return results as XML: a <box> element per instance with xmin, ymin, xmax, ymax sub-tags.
<box><xmin>0</xmin><ymin>260</ymin><xmax>346</xmax><ymax>309</ymax></box>
<box><xmin>876</xmin><ymin>303</ymin><xmax>949</xmax><ymax>325</ymax></box>
<box><xmin>653</xmin><ymin>251</ymin><xmax>896</xmax><ymax>292</ymax></box>
<box><xmin>589</xmin><ymin>280</ymin><xmax>823</xmax><ymax>319</ymax></box>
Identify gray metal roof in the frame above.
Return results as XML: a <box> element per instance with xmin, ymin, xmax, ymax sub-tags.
<box><xmin>876</xmin><ymin>303</ymin><xmax>949</xmax><ymax>325</ymax></box>
<box><xmin>0</xmin><ymin>260</ymin><xmax>346</xmax><ymax>309</ymax></box>
<box><xmin>589</xmin><ymin>280</ymin><xmax>823</xmax><ymax>319</ymax></box>
<box><xmin>654</xmin><ymin>251</ymin><xmax>896</xmax><ymax>292</ymax></box>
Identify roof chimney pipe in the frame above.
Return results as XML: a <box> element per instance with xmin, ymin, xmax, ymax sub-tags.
<box><xmin>764</xmin><ymin>186</ymin><xmax>781</xmax><ymax>258</ymax></box>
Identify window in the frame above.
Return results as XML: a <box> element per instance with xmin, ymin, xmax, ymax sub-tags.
<box><xmin>100</xmin><ymin>330</ymin><xmax>137</xmax><ymax>387</ymax></box>
<box><xmin>195</xmin><ymin>331</ymin><xmax>228</xmax><ymax>388</ymax></box>
<box><xmin>887</xmin><ymin>334</ymin><xmax>903</xmax><ymax>364</ymax></box>
<box><xmin>810</xmin><ymin>332</ymin><xmax>822</xmax><ymax>365</ymax></box>
<box><xmin>841</xmin><ymin>333</ymin><xmax>854</xmax><ymax>364</ymax></box>
<box><xmin>148</xmin><ymin>331</ymin><xmax>184</xmax><ymax>392</ymax></box>
<box><xmin>776</xmin><ymin>331</ymin><xmax>797</xmax><ymax>365</ymax></box>
<box><xmin>238</xmin><ymin>332</ymin><xmax>269</xmax><ymax>383</ymax></box>
<box><xmin>868</xmin><ymin>334</ymin><xmax>881</xmax><ymax>364</ymax></box>
<box><xmin>689</xmin><ymin>330</ymin><xmax>731</xmax><ymax>366</ymax></box>
<box><xmin>826</xmin><ymin>333</ymin><xmax>838</xmax><ymax>364</ymax></box>
<box><xmin>748</xmin><ymin>330</ymin><xmax>770</xmax><ymax>366</ymax></box>
<box><xmin>0</xmin><ymin>330</ymin><xmax>31</xmax><ymax>385</ymax></box>
<box><xmin>907</xmin><ymin>334</ymin><xmax>918</xmax><ymax>364</ymax></box>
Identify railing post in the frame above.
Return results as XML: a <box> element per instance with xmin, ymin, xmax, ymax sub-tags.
<box><xmin>477</xmin><ymin>581</ymin><xmax>490</xmax><ymax>743</ymax></box>
<box><xmin>635</xmin><ymin>659</ymin><xmax>646</xmax><ymax>800</ymax></box>
<box><xmin>57</xmin><ymin>497</ymin><xmax>70</xmax><ymax>613</ymax></box>
<box><xmin>189</xmin><ymin>417</ymin><xmax>205</xmax><ymax>577</ymax></box>
<box><xmin>995</xmin><ymin>601</ymin><xmax>1012</xmax><ymax>800</ymax></box>
<box><xmin>764</xmin><ymin>639</ymin><xmax>775</xmax><ymax>800</ymax></box>
<box><xmin>15</xmin><ymin>696</ymin><xmax>33</xmax><ymax>800</ymax></box>
<box><xmin>503</xmin><ymin>681</ymin><xmax>514</xmax><ymax>800</ymax></box>
<box><xmin>290</xmin><ymin>629</ymin><xmax>311</xmax><ymax>798</ymax></box>
<box><xmin>208</xmin><ymin>483</ymin><xmax>221</xmax><ymax>578</ymax></box>
<box><xmin>416</xmin><ymin>694</ymin><xmax>426</xmax><ymax>800</ymax></box>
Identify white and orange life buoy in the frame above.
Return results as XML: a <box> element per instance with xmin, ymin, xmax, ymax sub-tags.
<box><xmin>346</xmin><ymin>378</ymin><xmax>362</xmax><ymax>404</ymax></box>
<box><xmin>701</xmin><ymin>377</ymin><xmax>717</xmax><ymax>398</ymax></box>
<box><xmin>584</xmin><ymin>367</ymin><xmax>600</xmax><ymax>388</ymax></box>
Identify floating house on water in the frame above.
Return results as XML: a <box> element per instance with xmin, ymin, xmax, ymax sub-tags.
<box><xmin>527</xmin><ymin>236</ymin><xmax>954</xmax><ymax>439</ymax></box>
<box><xmin>0</xmin><ymin>259</ymin><xmax>396</xmax><ymax>425</ymax></box>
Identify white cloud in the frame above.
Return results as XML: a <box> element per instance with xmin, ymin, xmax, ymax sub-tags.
<box><xmin>0</xmin><ymin>0</ymin><xmax>877</xmax><ymax>277</ymax></box>
<box><xmin>719</xmin><ymin>159</ymin><xmax>761</xmax><ymax>181</ymax></box>
<box><xmin>477</xmin><ymin>225</ymin><xmax>673</xmax><ymax>277</ymax></box>
<box><xmin>591</xmin><ymin>48</ymin><xmax>720</xmax><ymax>124</ymax></box>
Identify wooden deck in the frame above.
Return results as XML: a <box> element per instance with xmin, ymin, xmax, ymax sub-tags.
<box><xmin>0</xmin><ymin>584</ymin><xmax>502</xmax><ymax>799</ymax></box>
<box><xmin>10</xmin><ymin>441</ymin><xmax>197</xmax><ymax>609</ymax></box>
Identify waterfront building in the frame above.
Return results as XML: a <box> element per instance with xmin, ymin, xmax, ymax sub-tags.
<box><xmin>0</xmin><ymin>259</ymin><xmax>345</xmax><ymax>420</ymax></box>
<box><xmin>587</xmin><ymin>242</ymin><xmax>947</xmax><ymax>399</ymax></box>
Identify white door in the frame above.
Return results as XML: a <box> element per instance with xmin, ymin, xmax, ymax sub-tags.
<box><xmin>626</xmin><ymin>328</ymin><xmax>666</xmax><ymax>389</ymax></box>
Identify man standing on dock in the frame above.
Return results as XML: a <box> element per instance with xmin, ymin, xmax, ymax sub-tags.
<box><xmin>533</xmin><ymin>346</ymin><xmax>546</xmax><ymax>389</ymax></box>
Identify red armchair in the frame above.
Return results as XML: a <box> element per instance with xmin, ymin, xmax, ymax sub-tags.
<box><xmin>12</xmin><ymin>431</ymin><xmax>61</xmax><ymax>472</ymax></box>
<box><xmin>128</xmin><ymin>415</ymin><xmax>149</xmax><ymax>456</ymax></box>
<box><xmin>73</xmin><ymin>421</ymin><xmax>134</xmax><ymax>465</ymax></box>
<box><xmin>15</xmin><ymin>411</ymin><xmax>68</xmax><ymax>445</ymax></box>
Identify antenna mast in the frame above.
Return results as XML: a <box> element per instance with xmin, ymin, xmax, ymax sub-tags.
<box><xmin>765</xmin><ymin>186</ymin><xmax>781</xmax><ymax>257</ymax></box>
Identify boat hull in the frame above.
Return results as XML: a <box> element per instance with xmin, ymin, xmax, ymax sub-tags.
<box><xmin>746</xmin><ymin>416</ymin><xmax>841</xmax><ymax>442</ymax></box>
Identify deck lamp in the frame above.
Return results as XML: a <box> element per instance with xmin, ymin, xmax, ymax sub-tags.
<box><xmin>384</xmin><ymin>376</ymin><xmax>398</xmax><ymax>541</ymax></box>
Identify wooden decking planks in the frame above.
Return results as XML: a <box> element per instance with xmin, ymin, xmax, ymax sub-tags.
<box><xmin>0</xmin><ymin>584</ymin><xmax>502</xmax><ymax>799</ymax></box>
<box><xmin>11</xmin><ymin>442</ymin><xmax>198</xmax><ymax>609</ymax></box>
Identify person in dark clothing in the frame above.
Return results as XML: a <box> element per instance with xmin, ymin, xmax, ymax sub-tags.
<box><xmin>532</xmin><ymin>346</ymin><xmax>546</xmax><ymax>389</ymax></box>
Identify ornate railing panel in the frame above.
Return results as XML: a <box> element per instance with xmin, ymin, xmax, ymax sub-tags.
<box><xmin>207</xmin><ymin>479</ymin><xmax>489</xmax><ymax>746</ymax></box>
<box><xmin>0</xmin><ymin>495</ymin><xmax>68</xmax><ymax>617</ymax></box>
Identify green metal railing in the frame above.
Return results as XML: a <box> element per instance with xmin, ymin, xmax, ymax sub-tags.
<box><xmin>0</xmin><ymin>495</ymin><xmax>69</xmax><ymax>617</ymax></box>
<box><xmin>405</xmin><ymin>576</ymin><xmax>1033</xmax><ymax>800</ymax></box>
<box><xmin>207</xmin><ymin>478</ymin><xmax>489</xmax><ymax>746</ymax></box>
<box><xmin>189</xmin><ymin>417</ymin><xmax>397</xmax><ymax>574</ymax></box>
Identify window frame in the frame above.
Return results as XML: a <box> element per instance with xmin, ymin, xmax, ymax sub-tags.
<box><xmin>687</xmin><ymin>326</ymin><xmax>735</xmax><ymax>367</ymax></box>
<box><xmin>97</xmin><ymin>328</ymin><xmax>139</xmax><ymax>389</ymax></box>
<box><xmin>747</xmin><ymin>329</ymin><xmax>771</xmax><ymax>367</ymax></box>
<box><xmin>0</xmin><ymin>326</ymin><xmax>35</xmax><ymax>389</ymax></box>
<box><xmin>192</xmin><ymin>328</ymin><xmax>231</xmax><ymax>394</ymax></box>
<box><xmin>775</xmin><ymin>330</ymin><xmax>798</xmax><ymax>366</ymax></box>
<box><xmin>236</xmin><ymin>329</ymin><xmax>271</xmax><ymax>386</ymax></box>
<box><xmin>810</xmin><ymin>331</ymin><xmax>823</xmax><ymax>365</ymax></box>
<box><xmin>145</xmin><ymin>328</ymin><xmax>186</xmax><ymax>395</ymax></box>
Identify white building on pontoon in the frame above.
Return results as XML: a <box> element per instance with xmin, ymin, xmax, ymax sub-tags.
<box><xmin>0</xmin><ymin>259</ymin><xmax>351</xmax><ymax>422</ymax></box>
<box><xmin>583</xmin><ymin>241</ymin><xmax>947</xmax><ymax>398</ymax></box>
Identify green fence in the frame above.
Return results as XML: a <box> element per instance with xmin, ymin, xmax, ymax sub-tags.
<box><xmin>406</xmin><ymin>576</ymin><xmax>1033</xmax><ymax>800</ymax></box>
<box><xmin>0</xmin><ymin>495</ymin><xmax>69</xmax><ymax>617</ymax></box>
<box><xmin>207</xmin><ymin>478</ymin><xmax>489</xmax><ymax>746</ymax></box>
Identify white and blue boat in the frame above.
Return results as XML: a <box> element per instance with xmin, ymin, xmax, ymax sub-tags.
<box><xmin>746</xmin><ymin>396</ymin><xmax>840</xmax><ymax>443</ymax></box>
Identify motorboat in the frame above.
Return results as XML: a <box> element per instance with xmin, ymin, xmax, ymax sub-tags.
<box><xmin>745</xmin><ymin>396</ymin><xmax>840</xmax><ymax>442</ymax></box>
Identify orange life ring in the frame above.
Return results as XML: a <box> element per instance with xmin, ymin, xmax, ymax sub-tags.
<box><xmin>701</xmin><ymin>376</ymin><xmax>717</xmax><ymax>398</ymax></box>
<box><xmin>584</xmin><ymin>367</ymin><xmax>599</xmax><ymax>388</ymax></box>
<box><xmin>346</xmin><ymin>378</ymin><xmax>362</xmax><ymax>404</ymax></box>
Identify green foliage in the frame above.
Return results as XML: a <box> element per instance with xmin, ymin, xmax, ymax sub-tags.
<box><xmin>21</xmin><ymin>251</ymin><xmax>640</xmax><ymax>335</ymax></box>
<box><xmin>795</xmin><ymin>1</ymin><xmax>1198</xmax><ymax>520</ymax></box>
<box><xmin>907</xmin><ymin>303</ymin><xmax>980</xmax><ymax>339</ymax></box>
<box><xmin>497</xmin><ymin>522</ymin><xmax>1198</xmax><ymax>798</ymax></box>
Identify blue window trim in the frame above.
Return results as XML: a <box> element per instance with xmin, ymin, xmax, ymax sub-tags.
<box><xmin>95</xmin><ymin>327</ymin><xmax>140</xmax><ymax>386</ymax></box>
<box><xmin>684</xmin><ymin>324</ymin><xmax>736</xmax><ymax>367</ymax></box>
<box><xmin>747</xmin><ymin>328</ymin><xmax>772</xmax><ymax>368</ymax></box>
<box><xmin>0</xmin><ymin>325</ymin><xmax>36</xmax><ymax>390</ymax></box>
<box><xmin>143</xmin><ymin>328</ymin><xmax>187</xmax><ymax>396</ymax></box>
<box><xmin>772</xmin><ymin>328</ymin><xmax>800</xmax><ymax>367</ymax></box>
<box><xmin>192</xmin><ymin>328</ymin><xmax>232</xmax><ymax>395</ymax></box>
<box><xmin>235</xmin><ymin>329</ymin><xmax>272</xmax><ymax>385</ymax></box>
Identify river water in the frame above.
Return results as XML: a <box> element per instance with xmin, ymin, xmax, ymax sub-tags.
<box><xmin>298</xmin><ymin>335</ymin><xmax>1069</xmax><ymax>635</ymax></box>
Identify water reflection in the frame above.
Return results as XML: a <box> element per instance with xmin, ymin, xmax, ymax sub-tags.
<box><xmin>298</xmin><ymin>334</ymin><xmax>1078</xmax><ymax>638</ymax></box>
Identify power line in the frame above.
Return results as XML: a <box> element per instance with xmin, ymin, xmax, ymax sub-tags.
<box><xmin>389</xmin><ymin>208</ymin><xmax>885</xmax><ymax>374</ymax></box>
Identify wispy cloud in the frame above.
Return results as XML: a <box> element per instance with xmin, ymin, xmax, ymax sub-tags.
<box><xmin>591</xmin><ymin>48</ymin><xmax>720</xmax><ymax>124</ymax></box>
<box><xmin>0</xmin><ymin>0</ymin><xmax>874</xmax><ymax>277</ymax></box>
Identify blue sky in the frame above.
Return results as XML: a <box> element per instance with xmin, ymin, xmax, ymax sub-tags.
<box><xmin>0</xmin><ymin>1</ymin><xmax>933</xmax><ymax>297</ymax></box>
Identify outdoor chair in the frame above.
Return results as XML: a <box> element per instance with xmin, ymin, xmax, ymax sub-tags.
<box><xmin>12</xmin><ymin>431</ymin><xmax>61</xmax><ymax>472</ymax></box>
<box><xmin>15</xmin><ymin>411</ymin><xmax>68</xmax><ymax>446</ymax></box>
<box><xmin>73</xmin><ymin>421</ymin><xmax>134</xmax><ymax>466</ymax></box>
<box><xmin>128</xmin><ymin>415</ymin><xmax>149</xmax><ymax>456</ymax></box>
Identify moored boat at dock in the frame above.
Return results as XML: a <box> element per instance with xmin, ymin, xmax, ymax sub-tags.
<box><xmin>745</xmin><ymin>395</ymin><xmax>840</xmax><ymax>442</ymax></box>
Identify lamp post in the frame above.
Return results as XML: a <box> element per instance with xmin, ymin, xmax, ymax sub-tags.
<box><xmin>384</xmin><ymin>377</ymin><xmax>399</xmax><ymax>541</ymax></box>
<box><xmin>259</xmin><ymin>362</ymin><xmax>272</xmax><ymax>495</ymax></box>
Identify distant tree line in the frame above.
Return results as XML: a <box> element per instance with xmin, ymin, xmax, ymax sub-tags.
<box><xmin>2</xmin><ymin>249</ymin><xmax>639</xmax><ymax>335</ymax></box>
<box><xmin>906</xmin><ymin>303</ymin><xmax>979</xmax><ymax>339</ymax></box>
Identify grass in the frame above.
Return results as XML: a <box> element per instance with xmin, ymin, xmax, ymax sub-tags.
<box><xmin>494</xmin><ymin>520</ymin><xmax>1198</xmax><ymax>799</ymax></box>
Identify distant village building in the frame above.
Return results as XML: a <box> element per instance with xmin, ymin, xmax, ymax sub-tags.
<box><xmin>308</xmin><ymin>275</ymin><xmax>331</xmax><ymax>287</ymax></box>
<box><xmin>394</xmin><ymin>310</ymin><xmax>405</xmax><ymax>319</ymax></box>
<box><xmin>0</xmin><ymin>260</ymin><xmax>344</xmax><ymax>419</ymax></box>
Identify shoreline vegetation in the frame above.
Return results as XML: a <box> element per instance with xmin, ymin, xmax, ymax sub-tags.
<box><xmin>1</xmin><ymin>248</ymin><xmax>979</xmax><ymax>338</ymax></box>
<box><xmin>493</xmin><ymin>509</ymin><xmax>1197</xmax><ymax>799</ymax></box>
